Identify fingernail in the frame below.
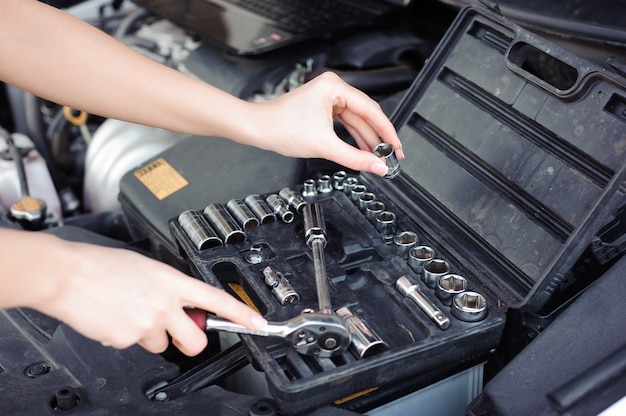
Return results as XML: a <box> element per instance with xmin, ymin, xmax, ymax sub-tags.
<box><xmin>371</xmin><ymin>161</ymin><xmax>389</xmax><ymax>177</ymax></box>
<box><xmin>251</xmin><ymin>315</ymin><xmax>267</xmax><ymax>330</ymax></box>
<box><xmin>396</xmin><ymin>146</ymin><xmax>405</xmax><ymax>160</ymax></box>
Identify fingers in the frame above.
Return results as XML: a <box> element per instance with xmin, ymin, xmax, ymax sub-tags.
<box><xmin>166</xmin><ymin>277</ymin><xmax>266</xmax><ymax>356</ymax></box>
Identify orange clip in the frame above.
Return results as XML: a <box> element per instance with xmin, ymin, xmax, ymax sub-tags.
<box><xmin>63</xmin><ymin>106</ymin><xmax>88</xmax><ymax>126</ymax></box>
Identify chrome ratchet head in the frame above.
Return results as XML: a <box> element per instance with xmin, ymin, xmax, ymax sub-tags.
<box><xmin>288</xmin><ymin>311</ymin><xmax>351</xmax><ymax>358</ymax></box>
<box><xmin>188</xmin><ymin>309</ymin><xmax>351</xmax><ymax>358</ymax></box>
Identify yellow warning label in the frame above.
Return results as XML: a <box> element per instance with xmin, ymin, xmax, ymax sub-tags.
<box><xmin>334</xmin><ymin>387</ymin><xmax>379</xmax><ymax>405</ymax></box>
<box><xmin>133</xmin><ymin>158</ymin><xmax>188</xmax><ymax>200</ymax></box>
<box><xmin>227</xmin><ymin>283</ymin><xmax>261</xmax><ymax>314</ymax></box>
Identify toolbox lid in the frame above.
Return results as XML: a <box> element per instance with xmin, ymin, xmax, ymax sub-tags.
<box><xmin>380</xmin><ymin>2</ymin><xmax>626</xmax><ymax>311</ymax></box>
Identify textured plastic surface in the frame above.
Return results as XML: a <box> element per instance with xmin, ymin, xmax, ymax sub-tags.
<box><xmin>171</xmin><ymin>189</ymin><xmax>505</xmax><ymax>414</ymax></box>
<box><xmin>381</xmin><ymin>2</ymin><xmax>626</xmax><ymax>311</ymax></box>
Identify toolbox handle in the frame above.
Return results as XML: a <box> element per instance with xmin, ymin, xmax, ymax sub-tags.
<box><xmin>505</xmin><ymin>38</ymin><xmax>583</xmax><ymax>97</ymax></box>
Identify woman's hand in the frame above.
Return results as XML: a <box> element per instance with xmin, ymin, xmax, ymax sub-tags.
<box><xmin>1</xmin><ymin>229</ymin><xmax>265</xmax><ymax>356</ymax></box>
<box><xmin>247</xmin><ymin>72</ymin><xmax>404</xmax><ymax>176</ymax></box>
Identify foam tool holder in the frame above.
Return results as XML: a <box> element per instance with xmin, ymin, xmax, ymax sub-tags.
<box><xmin>167</xmin><ymin>2</ymin><xmax>626</xmax><ymax>414</ymax></box>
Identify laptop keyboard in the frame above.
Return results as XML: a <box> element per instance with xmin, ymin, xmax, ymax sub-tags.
<box><xmin>225</xmin><ymin>0</ymin><xmax>387</xmax><ymax>33</ymax></box>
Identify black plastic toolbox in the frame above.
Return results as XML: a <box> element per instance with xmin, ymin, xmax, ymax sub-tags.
<box><xmin>161</xmin><ymin>2</ymin><xmax>626</xmax><ymax>414</ymax></box>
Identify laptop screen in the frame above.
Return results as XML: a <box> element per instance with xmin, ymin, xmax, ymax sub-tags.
<box><xmin>131</xmin><ymin>0</ymin><xmax>409</xmax><ymax>55</ymax></box>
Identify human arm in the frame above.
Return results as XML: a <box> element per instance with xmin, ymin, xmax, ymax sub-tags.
<box><xmin>0</xmin><ymin>228</ymin><xmax>266</xmax><ymax>356</ymax></box>
<box><xmin>0</xmin><ymin>0</ymin><xmax>402</xmax><ymax>175</ymax></box>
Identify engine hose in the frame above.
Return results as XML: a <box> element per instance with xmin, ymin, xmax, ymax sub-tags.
<box><xmin>114</xmin><ymin>7</ymin><xmax>152</xmax><ymax>39</ymax></box>
<box><xmin>5</xmin><ymin>136</ymin><xmax>30</xmax><ymax>197</ymax></box>
<box><xmin>304</xmin><ymin>65</ymin><xmax>417</xmax><ymax>96</ymax></box>
<box><xmin>22</xmin><ymin>91</ymin><xmax>64</xmax><ymax>191</ymax></box>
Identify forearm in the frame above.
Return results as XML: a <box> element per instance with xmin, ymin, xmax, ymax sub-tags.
<box><xmin>0</xmin><ymin>228</ymin><xmax>66</xmax><ymax>310</ymax></box>
<box><xmin>0</xmin><ymin>0</ymin><xmax>256</xmax><ymax>142</ymax></box>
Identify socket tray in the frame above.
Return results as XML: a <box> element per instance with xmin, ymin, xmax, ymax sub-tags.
<box><xmin>169</xmin><ymin>3</ymin><xmax>626</xmax><ymax>414</ymax></box>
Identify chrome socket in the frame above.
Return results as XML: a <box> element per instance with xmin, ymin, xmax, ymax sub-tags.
<box><xmin>266</xmin><ymin>194</ymin><xmax>294</xmax><ymax>223</ymax></box>
<box><xmin>263</xmin><ymin>266</ymin><xmax>300</xmax><ymax>305</ymax></box>
<box><xmin>394</xmin><ymin>231</ymin><xmax>419</xmax><ymax>258</ymax></box>
<box><xmin>178</xmin><ymin>209</ymin><xmax>223</xmax><ymax>250</ymax></box>
<box><xmin>227</xmin><ymin>199</ymin><xmax>260</xmax><ymax>230</ymax></box>
<box><xmin>302</xmin><ymin>179</ymin><xmax>318</xmax><ymax>198</ymax></box>
<box><xmin>279</xmin><ymin>187</ymin><xmax>307</xmax><ymax>214</ymax></box>
<box><xmin>422</xmin><ymin>258</ymin><xmax>451</xmax><ymax>289</ymax></box>
<box><xmin>342</xmin><ymin>176</ymin><xmax>359</xmax><ymax>196</ymax></box>
<box><xmin>365</xmin><ymin>200</ymin><xmax>385</xmax><ymax>222</ymax></box>
<box><xmin>408</xmin><ymin>245</ymin><xmax>435</xmax><ymax>274</ymax></box>
<box><xmin>451</xmin><ymin>291</ymin><xmax>488</xmax><ymax>322</ymax></box>
<box><xmin>350</xmin><ymin>184</ymin><xmax>367</xmax><ymax>203</ymax></box>
<box><xmin>244</xmin><ymin>194</ymin><xmax>276</xmax><ymax>225</ymax></box>
<box><xmin>396</xmin><ymin>276</ymin><xmax>450</xmax><ymax>330</ymax></box>
<box><xmin>358</xmin><ymin>192</ymin><xmax>376</xmax><ymax>212</ymax></box>
<box><xmin>332</xmin><ymin>170</ymin><xmax>347</xmax><ymax>191</ymax></box>
<box><xmin>203</xmin><ymin>203</ymin><xmax>246</xmax><ymax>245</ymax></box>
<box><xmin>318</xmin><ymin>175</ymin><xmax>333</xmax><ymax>193</ymax></box>
<box><xmin>373</xmin><ymin>143</ymin><xmax>400</xmax><ymax>179</ymax></box>
<box><xmin>337</xmin><ymin>306</ymin><xmax>387</xmax><ymax>358</ymax></box>
<box><xmin>375</xmin><ymin>210</ymin><xmax>397</xmax><ymax>242</ymax></box>
<box><xmin>436</xmin><ymin>274</ymin><xmax>468</xmax><ymax>305</ymax></box>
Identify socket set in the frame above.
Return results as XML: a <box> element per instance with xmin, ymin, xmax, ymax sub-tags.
<box><xmin>152</xmin><ymin>3</ymin><xmax>626</xmax><ymax>414</ymax></box>
<box><xmin>170</xmin><ymin>172</ymin><xmax>506</xmax><ymax>414</ymax></box>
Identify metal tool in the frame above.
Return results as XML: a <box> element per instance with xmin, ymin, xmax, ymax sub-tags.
<box><xmin>436</xmin><ymin>274</ymin><xmax>468</xmax><ymax>305</ymax></box>
<box><xmin>279</xmin><ymin>187</ymin><xmax>307</xmax><ymax>213</ymax></box>
<box><xmin>178</xmin><ymin>209</ymin><xmax>222</xmax><ymax>250</ymax></box>
<box><xmin>203</xmin><ymin>203</ymin><xmax>246</xmax><ymax>244</ymax></box>
<box><xmin>394</xmin><ymin>231</ymin><xmax>419</xmax><ymax>258</ymax></box>
<box><xmin>317</xmin><ymin>175</ymin><xmax>333</xmax><ymax>193</ymax></box>
<box><xmin>303</xmin><ymin>202</ymin><xmax>332</xmax><ymax>314</ymax></box>
<box><xmin>350</xmin><ymin>184</ymin><xmax>367</xmax><ymax>202</ymax></box>
<box><xmin>342</xmin><ymin>176</ymin><xmax>359</xmax><ymax>196</ymax></box>
<box><xmin>408</xmin><ymin>245</ymin><xmax>435</xmax><ymax>273</ymax></box>
<box><xmin>358</xmin><ymin>192</ymin><xmax>376</xmax><ymax>212</ymax></box>
<box><xmin>375</xmin><ymin>210</ymin><xmax>397</xmax><ymax>242</ymax></box>
<box><xmin>245</xmin><ymin>194</ymin><xmax>276</xmax><ymax>224</ymax></box>
<box><xmin>422</xmin><ymin>258</ymin><xmax>451</xmax><ymax>288</ymax></box>
<box><xmin>266</xmin><ymin>194</ymin><xmax>294</xmax><ymax>223</ymax></box>
<box><xmin>188</xmin><ymin>309</ymin><xmax>350</xmax><ymax>357</ymax></box>
<box><xmin>365</xmin><ymin>200</ymin><xmax>385</xmax><ymax>222</ymax></box>
<box><xmin>396</xmin><ymin>276</ymin><xmax>450</xmax><ymax>329</ymax></box>
<box><xmin>337</xmin><ymin>306</ymin><xmax>387</xmax><ymax>358</ymax></box>
<box><xmin>451</xmin><ymin>291</ymin><xmax>488</xmax><ymax>322</ymax></box>
<box><xmin>302</xmin><ymin>179</ymin><xmax>318</xmax><ymax>198</ymax></box>
<box><xmin>227</xmin><ymin>198</ymin><xmax>260</xmax><ymax>230</ymax></box>
<box><xmin>263</xmin><ymin>266</ymin><xmax>300</xmax><ymax>305</ymax></box>
<box><xmin>373</xmin><ymin>143</ymin><xmax>400</xmax><ymax>179</ymax></box>
<box><xmin>332</xmin><ymin>170</ymin><xmax>346</xmax><ymax>190</ymax></box>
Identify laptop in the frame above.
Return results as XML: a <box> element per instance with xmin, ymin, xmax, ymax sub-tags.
<box><xmin>131</xmin><ymin>0</ymin><xmax>410</xmax><ymax>55</ymax></box>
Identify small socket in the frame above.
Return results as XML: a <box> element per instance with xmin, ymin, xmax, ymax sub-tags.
<box><xmin>394</xmin><ymin>231</ymin><xmax>419</xmax><ymax>258</ymax></box>
<box><xmin>422</xmin><ymin>258</ymin><xmax>451</xmax><ymax>288</ymax></box>
<box><xmin>451</xmin><ymin>291</ymin><xmax>488</xmax><ymax>322</ymax></box>
<box><xmin>436</xmin><ymin>274</ymin><xmax>468</xmax><ymax>305</ymax></box>
<box><xmin>332</xmin><ymin>170</ymin><xmax>347</xmax><ymax>190</ymax></box>
<box><xmin>373</xmin><ymin>143</ymin><xmax>400</xmax><ymax>179</ymax></box>
<box><xmin>408</xmin><ymin>245</ymin><xmax>435</xmax><ymax>273</ymax></box>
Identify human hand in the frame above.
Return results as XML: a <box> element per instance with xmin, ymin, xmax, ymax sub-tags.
<box><xmin>248</xmin><ymin>72</ymin><xmax>404</xmax><ymax>176</ymax></box>
<box><xmin>34</xmin><ymin>238</ymin><xmax>266</xmax><ymax>356</ymax></box>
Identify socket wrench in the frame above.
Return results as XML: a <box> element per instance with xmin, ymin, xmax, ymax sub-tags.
<box><xmin>187</xmin><ymin>309</ymin><xmax>350</xmax><ymax>358</ymax></box>
<box><xmin>303</xmin><ymin>202</ymin><xmax>332</xmax><ymax>314</ymax></box>
<box><xmin>396</xmin><ymin>276</ymin><xmax>450</xmax><ymax>329</ymax></box>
